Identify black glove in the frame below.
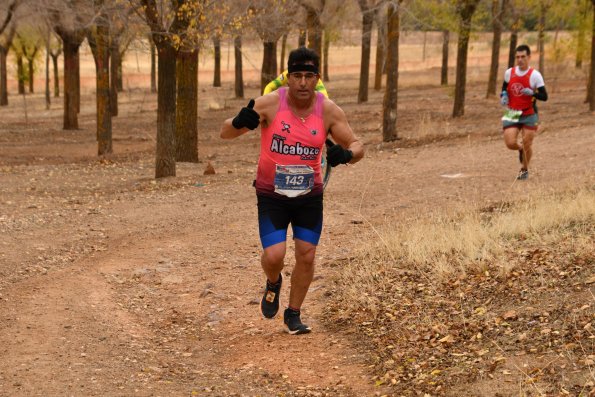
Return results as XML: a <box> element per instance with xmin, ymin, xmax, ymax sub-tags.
<box><xmin>232</xmin><ymin>99</ymin><xmax>260</xmax><ymax>130</ymax></box>
<box><xmin>326</xmin><ymin>139</ymin><xmax>353</xmax><ymax>167</ymax></box>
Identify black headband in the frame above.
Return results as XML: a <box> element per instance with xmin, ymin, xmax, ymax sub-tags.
<box><xmin>288</xmin><ymin>63</ymin><xmax>319</xmax><ymax>74</ymax></box>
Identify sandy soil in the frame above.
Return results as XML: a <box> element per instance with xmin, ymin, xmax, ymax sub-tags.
<box><xmin>0</xmin><ymin>57</ymin><xmax>594</xmax><ymax>397</ymax></box>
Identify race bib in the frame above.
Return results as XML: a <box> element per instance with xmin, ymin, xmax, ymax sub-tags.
<box><xmin>274</xmin><ymin>164</ymin><xmax>314</xmax><ymax>198</ymax></box>
<box><xmin>502</xmin><ymin>108</ymin><xmax>523</xmax><ymax>123</ymax></box>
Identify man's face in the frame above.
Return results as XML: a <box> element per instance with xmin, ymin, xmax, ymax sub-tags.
<box><xmin>515</xmin><ymin>50</ymin><xmax>530</xmax><ymax>69</ymax></box>
<box><xmin>287</xmin><ymin>62</ymin><xmax>319</xmax><ymax>101</ymax></box>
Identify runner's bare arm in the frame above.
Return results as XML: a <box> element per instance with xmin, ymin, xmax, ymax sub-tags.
<box><xmin>220</xmin><ymin>94</ymin><xmax>279</xmax><ymax>139</ymax></box>
<box><xmin>324</xmin><ymin>100</ymin><xmax>364</xmax><ymax>164</ymax></box>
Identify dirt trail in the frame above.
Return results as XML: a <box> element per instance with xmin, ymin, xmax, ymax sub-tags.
<box><xmin>1</xmin><ymin>78</ymin><xmax>594</xmax><ymax>396</ymax></box>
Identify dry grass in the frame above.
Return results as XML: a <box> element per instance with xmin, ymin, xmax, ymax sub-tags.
<box><xmin>336</xmin><ymin>187</ymin><xmax>594</xmax><ymax>313</ymax></box>
<box><xmin>326</xmin><ymin>187</ymin><xmax>594</xmax><ymax>395</ymax></box>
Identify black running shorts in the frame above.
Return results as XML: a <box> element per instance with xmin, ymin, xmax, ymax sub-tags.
<box><xmin>257</xmin><ymin>194</ymin><xmax>323</xmax><ymax>248</ymax></box>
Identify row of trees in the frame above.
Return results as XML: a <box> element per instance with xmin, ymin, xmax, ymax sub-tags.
<box><xmin>0</xmin><ymin>0</ymin><xmax>594</xmax><ymax>179</ymax></box>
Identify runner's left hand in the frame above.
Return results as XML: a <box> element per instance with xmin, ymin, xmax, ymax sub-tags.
<box><xmin>326</xmin><ymin>141</ymin><xmax>353</xmax><ymax>167</ymax></box>
<box><xmin>520</xmin><ymin>88</ymin><xmax>534</xmax><ymax>96</ymax></box>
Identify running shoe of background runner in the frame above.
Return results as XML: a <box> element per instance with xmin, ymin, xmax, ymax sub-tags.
<box><xmin>517</xmin><ymin>169</ymin><xmax>529</xmax><ymax>180</ymax></box>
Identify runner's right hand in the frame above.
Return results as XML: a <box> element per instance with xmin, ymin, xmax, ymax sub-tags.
<box><xmin>232</xmin><ymin>99</ymin><xmax>260</xmax><ymax>130</ymax></box>
<box><xmin>500</xmin><ymin>91</ymin><xmax>508</xmax><ymax>106</ymax></box>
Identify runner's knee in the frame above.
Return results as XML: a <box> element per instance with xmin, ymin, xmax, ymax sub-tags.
<box><xmin>263</xmin><ymin>244</ymin><xmax>286</xmax><ymax>266</ymax></box>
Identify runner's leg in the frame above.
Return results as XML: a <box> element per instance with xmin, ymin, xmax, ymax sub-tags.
<box><xmin>288</xmin><ymin>239</ymin><xmax>316</xmax><ymax>310</ymax></box>
<box><xmin>520</xmin><ymin>128</ymin><xmax>536</xmax><ymax>170</ymax></box>
<box><xmin>503</xmin><ymin>126</ymin><xmax>522</xmax><ymax>151</ymax></box>
<box><xmin>261</xmin><ymin>242</ymin><xmax>286</xmax><ymax>283</ymax></box>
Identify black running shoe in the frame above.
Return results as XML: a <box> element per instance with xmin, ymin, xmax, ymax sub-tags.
<box><xmin>260</xmin><ymin>274</ymin><xmax>282</xmax><ymax>319</ymax></box>
<box><xmin>284</xmin><ymin>308</ymin><xmax>311</xmax><ymax>335</ymax></box>
<box><xmin>518</xmin><ymin>149</ymin><xmax>524</xmax><ymax>164</ymax></box>
<box><xmin>517</xmin><ymin>169</ymin><xmax>529</xmax><ymax>180</ymax></box>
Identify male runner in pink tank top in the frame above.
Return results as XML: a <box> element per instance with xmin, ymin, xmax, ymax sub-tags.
<box><xmin>220</xmin><ymin>47</ymin><xmax>364</xmax><ymax>334</ymax></box>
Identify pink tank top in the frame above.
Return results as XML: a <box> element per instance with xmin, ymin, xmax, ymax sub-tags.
<box><xmin>255</xmin><ymin>88</ymin><xmax>326</xmax><ymax>197</ymax></box>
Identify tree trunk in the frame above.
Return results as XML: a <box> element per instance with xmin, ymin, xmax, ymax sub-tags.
<box><xmin>374</xmin><ymin>13</ymin><xmax>386</xmax><ymax>91</ymax></box>
<box><xmin>234</xmin><ymin>35</ymin><xmax>244</xmax><ymax>98</ymax></box>
<box><xmin>116</xmin><ymin>52</ymin><xmax>123</xmax><ymax>91</ymax></box>
<box><xmin>280</xmin><ymin>33</ymin><xmax>287</xmax><ymax>74</ymax></box>
<box><xmin>441</xmin><ymin>30</ymin><xmax>449</xmax><ymax>85</ymax></box>
<box><xmin>89</xmin><ymin>26</ymin><xmax>112</xmax><ymax>156</ymax></box>
<box><xmin>576</xmin><ymin>0</ymin><xmax>590</xmax><ymax>69</ymax></box>
<box><xmin>486</xmin><ymin>0</ymin><xmax>504</xmax><ymax>97</ymax></box>
<box><xmin>452</xmin><ymin>0</ymin><xmax>480</xmax><ymax>118</ymax></box>
<box><xmin>323</xmin><ymin>30</ymin><xmax>330</xmax><ymax>82</ymax></box>
<box><xmin>382</xmin><ymin>1</ymin><xmax>400</xmax><ymax>142</ymax></box>
<box><xmin>298</xmin><ymin>30</ymin><xmax>307</xmax><ymax>47</ymax></box>
<box><xmin>0</xmin><ymin>47</ymin><xmax>8</xmax><ymax>106</ymax></box>
<box><xmin>422</xmin><ymin>30</ymin><xmax>427</xmax><ymax>62</ymax></box>
<box><xmin>306</xmin><ymin>8</ymin><xmax>322</xmax><ymax>58</ymax></box>
<box><xmin>358</xmin><ymin>5</ymin><xmax>374</xmax><ymax>103</ymax></box>
<box><xmin>150</xmin><ymin>37</ymin><xmax>156</xmax><ymax>93</ymax></box>
<box><xmin>508</xmin><ymin>31</ymin><xmax>517</xmax><ymax>68</ymax></box>
<box><xmin>213</xmin><ymin>35</ymin><xmax>221</xmax><ymax>87</ymax></box>
<box><xmin>45</xmin><ymin>35</ymin><xmax>50</xmax><ymax>109</ymax></box>
<box><xmin>51</xmin><ymin>53</ymin><xmax>60</xmax><ymax>97</ymax></box>
<box><xmin>61</xmin><ymin>34</ymin><xmax>83</xmax><ymax>129</ymax></box>
<box><xmin>538</xmin><ymin>2</ymin><xmax>546</xmax><ymax>76</ymax></box>
<box><xmin>576</xmin><ymin>30</ymin><xmax>585</xmax><ymax>69</ymax></box>
<box><xmin>75</xmin><ymin>50</ymin><xmax>80</xmax><ymax>114</ymax></box>
<box><xmin>175</xmin><ymin>49</ymin><xmax>199</xmax><ymax>163</ymax></box>
<box><xmin>588</xmin><ymin>0</ymin><xmax>595</xmax><ymax>110</ymax></box>
<box><xmin>17</xmin><ymin>54</ymin><xmax>25</xmax><ymax>94</ymax></box>
<box><xmin>155</xmin><ymin>44</ymin><xmax>177</xmax><ymax>178</ymax></box>
<box><xmin>261</xmin><ymin>41</ymin><xmax>277</xmax><ymax>94</ymax></box>
<box><xmin>110</xmin><ymin>44</ymin><xmax>119</xmax><ymax>116</ymax></box>
<box><xmin>27</xmin><ymin>57</ymin><xmax>35</xmax><ymax>93</ymax></box>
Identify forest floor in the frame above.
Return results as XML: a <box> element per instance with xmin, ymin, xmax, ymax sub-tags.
<box><xmin>0</xmin><ymin>71</ymin><xmax>593</xmax><ymax>397</ymax></box>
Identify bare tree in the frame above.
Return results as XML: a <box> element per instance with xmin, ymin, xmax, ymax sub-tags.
<box><xmin>300</xmin><ymin>0</ymin><xmax>324</xmax><ymax>57</ymax></box>
<box><xmin>382</xmin><ymin>0</ymin><xmax>402</xmax><ymax>142</ymax></box>
<box><xmin>14</xmin><ymin>47</ymin><xmax>25</xmax><ymax>94</ymax></box>
<box><xmin>0</xmin><ymin>0</ymin><xmax>19</xmax><ymax>106</ymax></box>
<box><xmin>0</xmin><ymin>26</ymin><xmax>16</xmax><ymax>106</ymax></box>
<box><xmin>441</xmin><ymin>29</ymin><xmax>449</xmax><ymax>85</ymax></box>
<box><xmin>176</xmin><ymin>46</ymin><xmax>199</xmax><ymax>162</ymax></box>
<box><xmin>149</xmin><ymin>34</ymin><xmax>156</xmax><ymax>93</ymax></box>
<box><xmin>48</xmin><ymin>37</ymin><xmax>61</xmax><ymax>97</ymax></box>
<box><xmin>45</xmin><ymin>28</ymin><xmax>50</xmax><ymax>108</ymax></box>
<box><xmin>537</xmin><ymin>0</ymin><xmax>548</xmax><ymax>77</ymax></box>
<box><xmin>213</xmin><ymin>33</ymin><xmax>221</xmax><ymax>87</ymax></box>
<box><xmin>234</xmin><ymin>35</ymin><xmax>243</xmax><ymax>98</ymax></box>
<box><xmin>50</xmin><ymin>1</ymin><xmax>89</xmax><ymax>130</ymax></box>
<box><xmin>279</xmin><ymin>32</ymin><xmax>288</xmax><ymax>74</ymax></box>
<box><xmin>575</xmin><ymin>0</ymin><xmax>590</xmax><ymax>69</ymax></box>
<box><xmin>357</xmin><ymin>0</ymin><xmax>382</xmax><ymax>103</ymax></box>
<box><xmin>250</xmin><ymin>0</ymin><xmax>295</xmax><ymax>93</ymax></box>
<box><xmin>452</xmin><ymin>0</ymin><xmax>481</xmax><ymax>118</ymax></box>
<box><xmin>322</xmin><ymin>29</ymin><xmax>330</xmax><ymax>81</ymax></box>
<box><xmin>139</xmin><ymin>0</ymin><xmax>188</xmax><ymax>178</ymax></box>
<box><xmin>373</xmin><ymin>3</ymin><xmax>387</xmax><ymax>90</ymax></box>
<box><xmin>0</xmin><ymin>0</ymin><xmax>19</xmax><ymax>35</ymax></box>
<box><xmin>588</xmin><ymin>0</ymin><xmax>595</xmax><ymax>110</ymax></box>
<box><xmin>506</xmin><ymin>1</ymin><xmax>521</xmax><ymax>68</ymax></box>
<box><xmin>86</xmin><ymin>1</ymin><xmax>112</xmax><ymax>156</ymax></box>
<box><xmin>14</xmin><ymin>30</ymin><xmax>42</xmax><ymax>94</ymax></box>
<box><xmin>486</xmin><ymin>0</ymin><xmax>507</xmax><ymax>97</ymax></box>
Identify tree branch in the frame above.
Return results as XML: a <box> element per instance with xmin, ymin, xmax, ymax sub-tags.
<box><xmin>0</xmin><ymin>0</ymin><xmax>19</xmax><ymax>36</ymax></box>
